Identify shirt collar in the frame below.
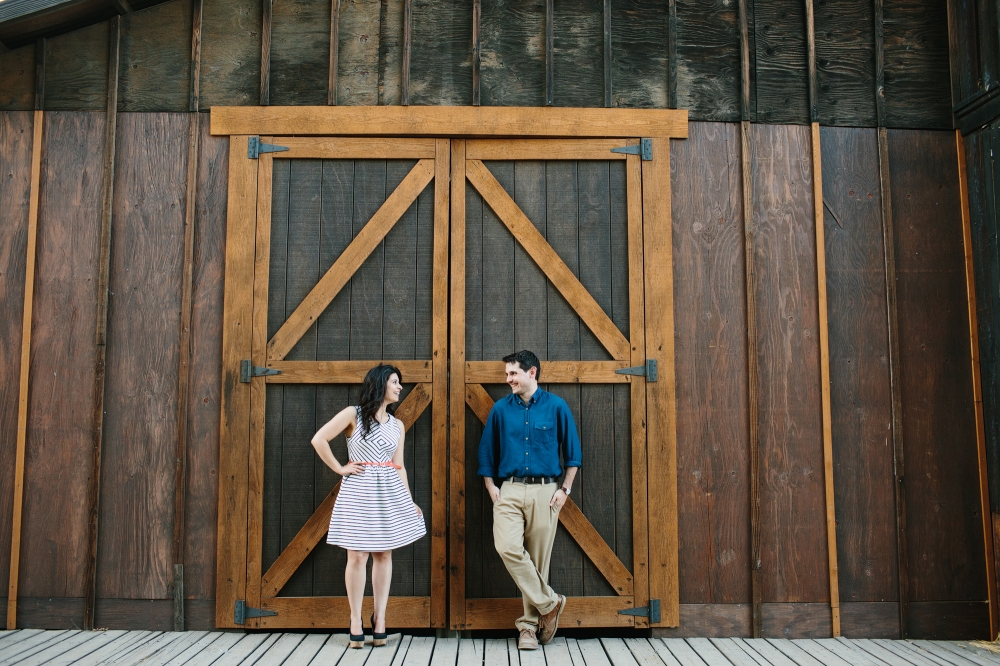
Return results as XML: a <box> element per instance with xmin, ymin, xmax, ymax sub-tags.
<box><xmin>514</xmin><ymin>387</ymin><xmax>545</xmax><ymax>407</ymax></box>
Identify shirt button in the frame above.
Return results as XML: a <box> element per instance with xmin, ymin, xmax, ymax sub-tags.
<box><xmin>525</xmin><ymin>437</ymin><xmax>528</xmax><ymax>440</ymax></box>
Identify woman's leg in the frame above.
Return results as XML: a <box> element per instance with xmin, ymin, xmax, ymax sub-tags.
<box><xmin>346</xmin><ymin>549</ymin><xmax>369</xmax><ymax>635</ymax></box>
<box><xmin>370</xmin><ymin>550</ymin><xmax>393</xmax><ymax>633</ymax></box>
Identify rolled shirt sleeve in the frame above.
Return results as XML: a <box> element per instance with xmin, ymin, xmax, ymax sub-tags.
<box><xmin>558</xmin><ymin>402</ymin><xmax>582</xmax><ymax>469</ymax></box>
<box><xmin>478</xmin><ymin>406</ymin><xmax>500</xmax><ymax>478</ymax></box>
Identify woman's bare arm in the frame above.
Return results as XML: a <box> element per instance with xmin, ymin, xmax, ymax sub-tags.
<box><xmin>311</xmin><ymin>406</ymin><xmax>364</xmax><ymax>476</ymax></box>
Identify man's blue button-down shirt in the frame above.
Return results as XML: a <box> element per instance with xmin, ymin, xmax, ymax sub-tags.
<box><xmin>477</xmin><ymin>388</ymin><xmax>582</xmax><ymax>480</ymax></box>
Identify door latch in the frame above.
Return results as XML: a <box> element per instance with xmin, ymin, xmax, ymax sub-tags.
<box><xmin>618</xmin><ymin>599</ymin><xmax>661</xmax><ymax>623</ymax></box>
<box><xmin>614</xmin><ymin>359</ymin><xmax>657</xmax><ymax>382</ymax></box>
<box><xmin>240</xmin><ymin>360</ymin><xmax>282</xmax><ymax>383</ymax></box>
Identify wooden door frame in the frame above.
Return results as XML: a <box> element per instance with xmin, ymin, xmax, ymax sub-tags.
<box><xmin>213</xmin><ymin>106</ymin><xmax>686</xmax><ymax>630</ymax></box>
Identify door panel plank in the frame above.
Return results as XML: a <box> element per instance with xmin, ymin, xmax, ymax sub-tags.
<box><xmin>270</xmin><ymin>137</ymin><xmax>436</xmax><ymax>159</ymax></box>
<box><xmin>267</xmin><ymin>158</ymin><xmax>435</xmax><ymax>360</ymax></box>
<box><xmin>466</xmin><ymin>597</ymin><xmax>636</xmax><ymax>628</ymax></box>
<box><xmin>265</xmin><ymin>360</ymin><xmax>433</xmax><ymax>383</ymax></box>
<box><xmin>466</xmin><ymin>159</ymin><xmax>631</xmax><ymax>360</ymax></box>
<box><xmin>466</xmin><ymin>139</ymin><xmax>632</xmax><ymax>161</ymax></box>
<box><xmin>466</xmin><ymin>361</ymin><xmax>631</xmax><ymax>383</ymax></box>
<box><xmin>256</xmin><ymin>596</ymin><xmax>430</xmax><ymax>628</ymax></box>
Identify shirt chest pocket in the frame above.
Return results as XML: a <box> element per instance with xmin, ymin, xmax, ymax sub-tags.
<box><xmin>533</xmin><ymin>422</ymin><xmax>556</xmax><ymax>445</ymax></box>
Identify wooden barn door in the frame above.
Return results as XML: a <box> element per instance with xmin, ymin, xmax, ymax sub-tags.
<box><xmin>224</xmin><ymin>137</ymin><xmax>449</xmax><ymax>629</ymax></box>
<box><xmin>448</xmin><ymin>139</ymin><xmax>671</xmax><ymax>629</ymax></box>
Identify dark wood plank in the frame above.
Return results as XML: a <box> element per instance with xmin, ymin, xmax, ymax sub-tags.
<box><xmin>651</xmin><ymin>603</ymin><xmax>751</xmax><ymax>638</ymax></box>
<box><xmin>947</xmin><ymin>0</ymin><xmax>980</xmax><ymax>107</ymax></box>
<box><xmin>0</xmin><ymin>111</ymin><xmax>34</xmax><ymax>603</ymax></box>
<box><xmin>839</xmin><ymin>602</ymin><xmax>900</xmax><ymax>638</ymax></box>
<box><xmin>907</xmin><ymin>601</ymin><xmax>990</xmax><ymax>639</ymax></box>
<box><xmin>761</xmin><ymin>602</ymin><xmax>832</xmax><ymax>638</ymax></box>
<box><xmin>882</xmin><ymin>0</ymin><xmax>951</xmax><ymax>129</ymax></box>
<box><xmin>751</xmin><ymin>123</ymin><xmax>827</xmax><ymax>604</ymax></box>
<box><xmin>671</xmin><ymin>122</ymin><xmax>751</xmax><ymax>605</ymax></box>
<box><xmin>552</xmin><ymin>0</ymin><xmax>603</xmax><ymax>108</ymax></box>
<box><xmin>674</xmin><ymin>0</ymin><xmax>739</xmax><ymax>121</ymax></box>
<box><xmin>328</xmin><ymin>0</ymin><xmax>341</xmax><ymax>105</ymax></box>
<box><xmin>813</xmin><ymin>0</ymin><xmax>876</xmax><ymax>126</ymax></box>
<box><xmin>118</xmin><ymin>0</ymin><xmax>193</xmax><ymax>112</ymax></box>
<box><xmin>752</xmin><ymin>0</ymin><xmax>809</xmax><ymax>124</ymax></box>
<box><xmin>608</xmin><ymin>0</ymin><xmax>667</xmax><ymax>109</ymax></box>
<box><xmin>199</xmin><ymin>0</ymin><xmax>262</xmax><ymax>107</ymax></box>
<box><xmin>410</xmin><ymin>0</ymin><xmax>470</xmax><ymax>104</ymax></box>
<box><xmin>820</xmin><ymin>127</ymin><xmax>899</xmax><ymax>605</ymax></box>
<box><xmin>888</xmin><ymin>129</ymin><xmax>987</xmax><ymax>605</ymax></box>
<box><xmin>336</xmin><ymin>0</ymin><xmax>381</xmax><ymax>104</ymax></box>
<box><xmin>382</xmin><ymin>0</ymin><xmax>404</xmax><ymax>105</ymax></box>
<box><xmin>269</xmin><ymin>0</ymin><xmax>331</xmax><ymax>106</ymax></box>
<box><xmin>183</xmin><ymin>121</ymin><xmax>229</xmax><ymax>603</ymax></box>
<box><xmin>544</xmin><ymin>161</ymin><xmax>586</xmax><ymax>599</ymax></box>
<box><xmin>43</xmin><ymin>22</ymin><xmax>110</xmax><ymax>111</ymax></box>
<box><xmin>260</xmin><ymin>0</ymin><xmax>272</xmax><ymax>104</ymax></box>
<box><xmin>0</xmin><ymin>46</ymin><xmax>36</xmax><ymax>110</ymax></box>
<box><xmin>20</xmin><ymin>112</ymin><xmax>105</xmax><ymax>602</ymax></box>
<box><xmin>98</xmin><ymin>112</ymin><xmax>188</xmax><ymax>599</ymax></box>
<box><xmin>480</xmin><ymin>0</ymin><xmax>545</xmax><ymax>106</ymax></box>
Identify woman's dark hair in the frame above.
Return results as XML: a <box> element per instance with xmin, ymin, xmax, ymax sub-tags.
<box><xmin>359</xmin><ymin>364</ymin><xmax>403</xmax><ymax>438</ymax></box>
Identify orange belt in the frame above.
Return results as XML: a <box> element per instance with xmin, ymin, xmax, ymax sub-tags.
<box><xmin>353</xmin><ymin>461</ymin><xmax>402</xmax><ymax>469</ymax></box>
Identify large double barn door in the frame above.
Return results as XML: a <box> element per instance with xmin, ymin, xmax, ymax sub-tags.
<box><xmin>448</xmin><ymin>140</ymin><xmax>672</xmax><ymax>629</ymax></box>
<box><xmin>232</xmin><ymin>137</ymin><xmax>450</xmax><ymax>629</ymax></box>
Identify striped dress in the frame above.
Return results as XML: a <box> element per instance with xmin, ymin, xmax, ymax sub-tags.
<box><xmin>326</xmin><ymin>407</ymin><xmax>426</xmax><ymax>551</ymax></box>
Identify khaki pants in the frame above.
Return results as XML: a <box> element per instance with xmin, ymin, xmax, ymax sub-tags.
<box><xmin>493</xmin><ymin>481</ymin><xmax>562</xmax><ymax>632</ymax></box>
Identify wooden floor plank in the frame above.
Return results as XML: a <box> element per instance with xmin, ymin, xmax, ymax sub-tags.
<box><xmin>255</xmin><ymin>633</ymin><xmax>308</xmax><ymax>665</ymax></box>
<box><xmin>70</xmin><ymin>631</ymin><xmax>158</xmax><ymax>666</ymax></box>
<box><xmin>658</xmin><ymin>638</ymin><xmax>708</xmax><ymax>666</ymax></box>
<box><xmin>893</xmin><ymin>642</ymin><xmax>968</xmax><ymax>666</ymax></box>
<box><xmin>103</xmin><ymin>631</ymin><xmax>185</xmax><ymax>665</ymax></box>
<box><xmin>647</xmin><ymin>639</ymin><xmax>685</xmax><ymax>666</ymax></box>
<box><xmin>430</xmin><ymin>637</ymin><xmax>458</xmax><ymax>666</ymax></box>
<box><xmin>279</xmin><ymin>634</ymin><xmax>329</xmax><ymax>665</ymax></box>
<box><xmin>709</xmin><ymin>638</ymin><xmax>760</xmax><ymax>666</ymax></box>
<box><xmin>912</xmin><ymin>641</ymin><xmax>990</xmax><ymax>666</ymax></box>
<box><xmin>457</xmin><ymin>638</ymin><xmax>484</xmax><ymax>665</ymax></box>
<box><xmin>390</xmin><ymin>635</ymin><xmax>414</xmax><ymax>666</ymax></box>
<box><xmin>0</xmin><ymin>630</ymin><xmax>42</xmax><ymax>651</ymax></box>
<box><xmin>852</xmin><ymin>639</ymin><xmax>924</xmax><ymax>666</ymax></box>
<box><xmin>167</xmin><ymin>633</ymin><xmax>243</xmax><ymax>666</ymax></box>
<box><xmin>339</xmin><ymin>635</ymin><xmax>375</xmax><ymax>666</ymax></box>
<box><xmin>578</xmin><ymin>638</ymin><xmax>613</xmax><ymax>666</ymax></box>
<box><xmin>734</xmin><ymin>639</ymin><xmax>798</xmax><ymax>666</ymax></box>
<box><xmin>43</xmin><ymin>630</ymin><xmax>128</xmax><ymax>666</ymax></box>
<box><xmin>938</xmin><ymin>642</ymin><xmax>1000</xmax><ymax>665</ymax></box>
<box><xmin>568</xmin><ymin>639</ymin><xmax>588</xmax><ymax>665</ymax></box>
<box><xmin>210</xmin><ymin>633</ymin><xmax>276</xmax><ymax>666</ymax></box>
<box><xmin>687</xmin><ymin>637</ymin><xmax>734</xmax><ymax>666</ymax></box>
<box><xmin>519</xmin><ymin>639</ymin><xmax>546</xmax><ymax>665</ymax></box>
<box><xmin>359</xmin><ymin>634</ymin><xmax>406</xmax><ymax>666</ymax></box>
<box><xmin>818</xmin><ymin>638</ymin><xmax>889</xmax><ymax>666</ymax></box>
<box><xmin>769</xmin><ymin>639</ymin><xmax>837</xmax><ymax>666</ymax></box>
<box><xmin>402</xmin><ymin>635</ymin><xmax>436</xmax><ymax>665</ymax></box>
<box><xmin>0</xmin><ymin>630</ymin><xmax>79</xmax><ymax>665</ymax></box>
<box><xmin>13</xmin><ymin>629</ymin><xmax>109</xmax><ymax>666</ymax></box>
<box><xmin>621</xmin><ymin>638</ymin><xmax>666</xmax><ymax>666</ymax></box>
<box><xmin>484</xmin><ymin>638</ymin><xmax>508</xmax><ymax>666</ymax></box>
<box><xmin>138</xmin><ymin>631</ymin><xmax>214</xmax><ymax>666</ymax></box>
<box><xmin>508</xmin><ymin>637</ymin><xmax>521</xmax><ymax>666</ymax></box>
<box><xmin>601</xmin><ymin>638</ymin><xmax>640</xmax><ymax>666</ymax></box>
<box><xmin>872</xmin><ymin>641</ymin><xmax>944</xmax><ymax>666</ymax></box>
<box><xmin>543</xmin><ymin>637</ymin><xmax>576</xmax><ymax>666</ymax></box>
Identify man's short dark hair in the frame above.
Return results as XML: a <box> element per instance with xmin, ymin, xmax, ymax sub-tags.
<box><xmin>503</xmin><ymin>350</ymin><xmax>541</xmax><ymax>380</ymax></box>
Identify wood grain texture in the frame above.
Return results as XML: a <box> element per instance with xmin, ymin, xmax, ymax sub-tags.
<box><xmin>551</xmin><ymin>0</ymin><xmax>603</xmax><ymax>108</ymax></box>
<box><xmin>882</xmin><ymin>0</ymin><xmax>951</xmax><ymax>129</ymax></box>
<box><xmin>267</xmin><ymin>137</ymin><xmax>436</xmax><ymax>159</ymax></box>
<box><xmin>465</xmin><ymin>597</ymin><xmax>636</xmax><ymax>628</ymax></box>
<box><xmin>675</xmin><ymin>0</ymin><xmax>739</xmax><ymax>121</ymax></box>
<box><xmin>947</xmin><ymin>0</ymin><xmax>979</xmax><ymax>107</ymax></box>
<box><xmin>479</xmin><ymin>0</ymin><xmax>545</xmax><ymax>106</ymax></box>
<box><xmin>269</xmin><ymin>0</ymin><xmax>331</xmax><ymax>105</ymax></box>
<box><xmin>20</xmin><ymin>112</ymin><xmax>105</xmax><ymax>600</ymax></box>
<box><xmin>813</xmin><ymin>0</ymin><xmax>876</xmax><ymax>127</ymax></box>
<box><xmin>888</xmin><ymin>129</ymin><xmax>987</xmax><ymax>604</ymax></box>
<box><xmin>608</xmin><ymin>0</ymin><xmax>667</xmax><ymax>109</ymax></box>
<box><xmin>255</xmin><ymin>595</ymin><xmax>429</xmax><ymax>628</ymax></box>
<box><xmin>906</xmin><ymin>601</ymin><xmax>990</xmax><ymax>639</ymax></box>
<box><xmin>7</xmin><ymin>109</ymin><xmax>43</xmax><ymax>630</ymax></box>
<box><xmin>408</xmin><ymin>0</ymin><xmax>472</xmax><ymax>105</ymax></box>
<box><xmin>199</xmin><ymin>0</ymin><xmax>262</xmax><ymax>107</ymax></box>
<box><xmin>264</xmin><ymin>360</ymin><xmax>432</xmax><ymax>383</ymax></box>
<box><xmin>118</xmin><ymin>0</ymin><xmax>193</xmax><ymax>112</ymax></box>
<box><xmin>651</xmin><ymin>604</ymin><xmax>750</xmax><ymax>637</ymax></box>
<box><xmin>752</xmin><ymin>0</ymin><xmax>809</xmax><ymax>124</ymax></box>
<box><xmin>183</xmin><ymin>121</ymin><xmax>228</xmax><ymax>602</ymax></box>
<box><xmin>0</xmin><ymin>112</ymin><xmax>34</xmax><ymax>599</ymax></box>
<box><xmin>839</xmin><ymin>602</ymin><xmax>900</xmax><ymax>638</ymax></box>
<box><xmin>449</xmin><ymin>141</ymin><xmax>467</xmax><ymax>629</ymax></box>
<box><xmin>751</xmin><ymin>123</ymin><xmax>827</xmax><ymax>604</ymax></box>
<box><xmin>467</xmin><ymin>139</ymin><xmax>631</xmax><ymax>161</ymax></box>
<box><xmin>0</xmin><ymin>46</ymin><xmax>35</xmax><ymax>111</ymax></box>
<box><xmin>820</xmin><ymin>127</ymin><xmax>898</xmax><ymax>604</ymax></box>
<box><xmin>97</xmin><ymin>113</ymin><xmax>188</xmax><ymax>599</ymax></box>
<box><xmin>465</xmin><ymin>361</ymin><xmax>630</xmax><ymax>383</ymax></box>
<box><xmin>378</xmin><ymin>0</ymin><xmax>404</xmax><ymax>105</ymax></box>
<box><xmin>336</xmin><ymin>0</ymin><xmax>380</xmax><ymax>105</ymax></box>
<box><xmin>670</xmin><ymin>122</ymin><xmax>750</xmax><ymax>604</ymax></box>
<box><xmin>43</xmin><ymin>22</ymin><xmax>110</xmax><ymax>111</ymax></box>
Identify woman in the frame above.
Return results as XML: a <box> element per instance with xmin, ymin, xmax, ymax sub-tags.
<box><xmin>311</xmin><ymin>364</ymin><xmax>426</xmax><ymax>648</ymax></box>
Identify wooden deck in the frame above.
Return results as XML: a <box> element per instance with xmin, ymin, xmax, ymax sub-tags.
<box><xmin>0</xmin><ymin>630</ymin><xmax>998</xmax><ymax>665</ymax></box>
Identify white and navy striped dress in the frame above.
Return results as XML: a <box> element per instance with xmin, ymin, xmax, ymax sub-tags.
<box><xmin>326</xmin><ymin>408</ymin><xmax>426</xmax><ymax>551</ymax></box>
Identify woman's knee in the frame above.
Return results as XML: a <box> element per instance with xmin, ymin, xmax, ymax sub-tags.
<box><xmin>347</xmin><ymin>550</ymin><xmax>370</xmax><ymax>565</ymax></box>
<box><xmin>371</xmin><ymin>550</ymin><xmax>392</xmax><ymax>563</ymax></box>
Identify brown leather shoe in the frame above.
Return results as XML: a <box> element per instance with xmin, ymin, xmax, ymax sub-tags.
<box><xmin>538</xmin><ymin>594</ymin><xmax>567</xmax><ymax>644</ymax></box>
<box><xmin>518</xmin><ymin>628</ymin><xmax>539</xmax><ymax>650</ymax></box>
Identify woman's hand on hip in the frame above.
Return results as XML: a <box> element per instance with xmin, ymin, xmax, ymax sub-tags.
<box><xmin>414</xmin><ymin>502</ymin><xmax>423</xmax><ymax>517</ymax></box>
<box><xmin>337</xmin><ymin>462</ymin><xmax>365</xmax><ymax>477</ymax></box>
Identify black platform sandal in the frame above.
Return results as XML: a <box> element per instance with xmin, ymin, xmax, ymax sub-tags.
<box><xmin>349</xmin><ymin>619</ymin><xmax>365</xmax><ymax>649</ymax></box>
<box><xmin>370</xmin><ymin>612</ymin><xmax>387</xmax><ymax>647</ymax></box>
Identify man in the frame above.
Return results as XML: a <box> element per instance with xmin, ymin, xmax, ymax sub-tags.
<box><xmin>478</xmin><ymin>350</ymin><xmax>581</xmax><ymax>650</ymax></box>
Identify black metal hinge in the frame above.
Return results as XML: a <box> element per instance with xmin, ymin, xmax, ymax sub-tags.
<box><xmin>234</xmin><ymin>599</ymin><xmax>277</xmax><ymax>625</ymax></box>
<box><xmin>247</xmin><ymin>136</ymin><xmax>289</xmax><ymax>159</ymax></box>
<box><xmin>614</xmin><ymin>359</ymin><xmax>657</xmax><ymax>382</ymax></box>
<box><xmin>611</xmin><ymin>138</ymin><xmax>653</xmax><ymax>160</ymax></box>
<box><xmin>240</xmin><ymin>360</ymin><xmax>282</xmax><ymax>383</ymax></box>
<box><xmin>618</xmin><ymin>598</ymin><xmax>661</xmax><ymax>623</ymax></box>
